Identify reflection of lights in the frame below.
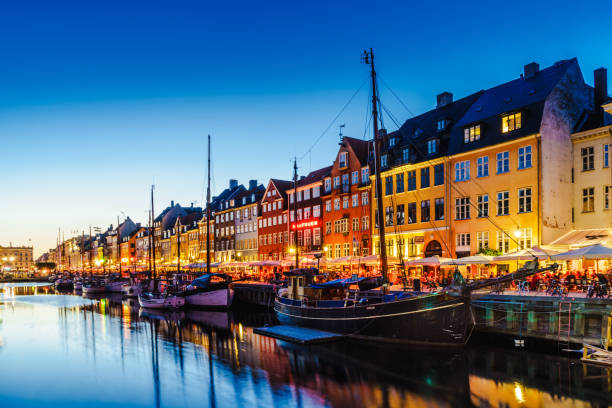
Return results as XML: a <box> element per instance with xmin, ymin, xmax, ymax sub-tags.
<box><xmin>514</xmin><ymin>382</ymin><xmax>525</xmax><ymax>403</ymax></box>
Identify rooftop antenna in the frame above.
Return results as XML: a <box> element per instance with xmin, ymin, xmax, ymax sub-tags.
<box><xmin>339</xmin><ymin>123</ymin><xmax>345</xmax><ymax>142</ymax></box>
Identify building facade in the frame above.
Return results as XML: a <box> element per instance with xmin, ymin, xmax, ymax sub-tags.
<box><xmin>234</xmin><ymin>181</ymin><xmax>265</xmax><ymax>262</ymax></box>
<box><xmin>0</xmin><ymin>245</ymin><xmax>33</xmax><ymax>273</ymax></box>
<box><xmin>258</xmin><ymin>179</ymin><xmax>292</xmax><ymax>261</ymax></box>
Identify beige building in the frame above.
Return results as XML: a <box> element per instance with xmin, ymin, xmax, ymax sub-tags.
<box><xmin>1</xmin><ymin>245</ymin><xmax>34</xmax><ymax>273</ymax></box>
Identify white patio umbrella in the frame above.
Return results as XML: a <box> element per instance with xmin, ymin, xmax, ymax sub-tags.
<box><xmin>406</xmin><ymin>255</ymin><xmax>453</xmax><ymax>266</ymax></box>
<box><xmin>450</xmin><ymin>255</ymin><xmax>495</xmax><ymax>265</ymax></box>
<box><xmin>550</xmin><ymin>244</ymin><xmax>612</xmax><ymax>261</ymax></box>
<box><xmin>493</xmin><ymin>246</ymin><xmax>558</xmax><ymax>261</ymax></box>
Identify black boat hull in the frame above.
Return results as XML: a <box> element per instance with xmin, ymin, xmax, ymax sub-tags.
<box><xmin>274</xmin><ymin>292</ymin><xmax>473</xmax><ymax>347</ymax></box>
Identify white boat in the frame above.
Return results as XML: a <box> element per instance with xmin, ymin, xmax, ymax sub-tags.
<box><xmin>105</xmin><ymin>280</ymin><xmax>127</xmax><ymax>293</ymax></box>
<box><xmin>183</xmin><ymin>273</ymin><xmax>234</xmax><ymax>309</ymax></box>
<box><xmin>122</xmin><ymin>283</ymin><xmax>142</xmax><ymax>297</ymax></box>
<box><xmin>54</xmin><ymin>277</ymin><xmax>73</xmax><ymax>290</ymax></box>
<box><xmin>138</xmin><ymin>292</ymin><xmax>185</xmax><ymax>309</ymax></box>
<box><xmin>82</xmin><ymin>280</ymin><xmax>106</xmax><ymax>294</ymax></box>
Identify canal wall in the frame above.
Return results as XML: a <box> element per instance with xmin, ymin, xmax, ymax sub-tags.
<box><xmin>472</xmin><ymin>294</ymin><xmax>612</xmax><ymax>348</ymax></box>
<box><xmin>231</xmin><ymin>282</ymin><xmax>276</xmax><ymax>308</ymax></box>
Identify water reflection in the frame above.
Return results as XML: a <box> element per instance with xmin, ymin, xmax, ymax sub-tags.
<box><xmin>0</xmin><ymin>283</ymin><xmax>610</xmax><ymax>408</ymax></box>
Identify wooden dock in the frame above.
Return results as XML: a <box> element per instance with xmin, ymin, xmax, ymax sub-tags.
<box><xmin>254</xmin><ymin>325</ymin><xmax>345</xmax><ymax>344</ymax></box>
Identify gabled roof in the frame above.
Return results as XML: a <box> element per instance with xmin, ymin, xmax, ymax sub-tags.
<box><xmin>448</xmin><ymin>58</ymin><xmax>577</xmax><ymax>155</ymax></box>
<box><xmin>291</xmin><ymin>166</ymin><xmax>332</xmax><ymax>190</ymax></box>
<box><xmin>234</xmin><ymin>183</ymin><xmax>266</xmax><ymax>206</ymax></box>
<box><xmin>267</xmin><ymin>178</ymin><xmax>293</xmax><ymax>201</ymax></box>
<box><xmin>342</xmin><ymin>137</ymin><xmax>371</xmax><ymax>165</ymax></box>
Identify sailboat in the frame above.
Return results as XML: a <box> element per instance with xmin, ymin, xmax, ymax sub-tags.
<box><xmin>139</xmin><ymin>185</ymin><xmax>186</xmax><ymax>310</ymax></box>
<box><xmin>274</xmin><ymin>49</ymin><xmax>558</xmax><ymax>346</ymax></box>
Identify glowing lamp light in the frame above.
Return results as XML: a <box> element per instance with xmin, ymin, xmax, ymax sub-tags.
<box><xmin>514</xmin><ymin>230</ymin><xmax>522</xmax><ymax>238</ymax></box>
<box><xmin>288</xmin><ymin>247</ymin><xmax>296</xmax><ymax>254</ymax></box>
<box><xmin>323</xmin><ymin>246</ymin><xmax>329</xmax><ymax>252</ymax></box>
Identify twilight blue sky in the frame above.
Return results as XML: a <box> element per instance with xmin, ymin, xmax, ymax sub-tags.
<box><xmin>1</xmin><ymin>0</ymin><xmax>610</xmax><ymax>256</ymax></box>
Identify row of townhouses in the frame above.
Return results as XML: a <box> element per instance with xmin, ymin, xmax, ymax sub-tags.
<box><xmin>42</xmin><ymin>59</ymin><xmax>611</xmax><ymax>271</ymax></box>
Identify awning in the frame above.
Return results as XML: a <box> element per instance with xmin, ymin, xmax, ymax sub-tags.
<box><xmin>451</xmin><ymin>255</ymin><xmax>495</xmax><ymax>265</ymax></box>
<box><xmin>551</xmin><ymin>244</ymin><xmax>612</xmax><ymax>260</ymax></box>
<box><xmin>550</xmin><ymin>229</ymin><xmax>612</xmax><ymax>247</ymax></box>
<box><xmin>493</xmin><ymin>246</ymin><xmax>559</xmax><ymax>261</ymax></box>
<box><xmin>406</xmin><ymin>255</ymin><xmax>453</xmax><ymax>266</ymax></box>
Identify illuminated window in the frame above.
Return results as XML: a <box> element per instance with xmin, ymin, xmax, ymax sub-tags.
<box><xmin>396</xmin><ymin>204</ymin><xmax>405</xmax><ymax>225</ymax></box>
<box><xmin>502</xmin><ymin>112</ymin><xmax>521</xmax><ymax>133</ymax></box>
<box><xmin>464</xmin><ymin>125</ymin><xmax>481</xmax><ymax>143</ymax></box>
<box><xmin>582</xmin><ymin>187</ymin><xmax>594</xmax><ymax>212</ymax></box>
<box><xmin>476</xmin><ymin>231</ymin><xmax>489</xmax><ymax>252</ymax></box>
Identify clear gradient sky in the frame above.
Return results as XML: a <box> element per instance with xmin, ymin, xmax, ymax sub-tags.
<box><xmin>1</xmin><ymin>0</ymin><xmax>611</xmax><ymax>257</ymax></box>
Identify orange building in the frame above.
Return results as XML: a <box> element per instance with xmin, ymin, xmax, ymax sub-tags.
<box><xmin>258</xmin><ymin>179</ymin><xmax>292</xmax><ymax>261</ymax></box>
<box><xmin>321</xmin><ymin>137</ymin><xmax>372</xmax><ymax>259</ymax></box>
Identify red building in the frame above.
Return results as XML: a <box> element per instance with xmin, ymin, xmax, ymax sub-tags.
<box><xmin>258</xmin><ymin>179</ymin><xmax>293</xmax><ymax>261</ymax></box>
<box><xmin>286</xmin><ymin>166</ymin><xmax>332</xmax><ymax>256</ymax></box>
<box><xmin>321</xmin><ymin>137</ymin><xmax>372</xmax><ymax>259</ymax></box>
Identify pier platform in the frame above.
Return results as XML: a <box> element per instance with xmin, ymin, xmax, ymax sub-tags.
<box><xmin>254</xmin><ymin>325</ymin><xmax>345</xmax><ymax>344</ymax></box>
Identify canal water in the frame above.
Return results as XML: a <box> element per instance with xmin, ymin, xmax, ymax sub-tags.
<box><xmin>0</xmin><ymin>283</ymin><xmax>610</xmax><ymax>408</ymax></box>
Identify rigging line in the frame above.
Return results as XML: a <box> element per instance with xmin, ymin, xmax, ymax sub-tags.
<box><xmin>378</xmin><ymin>75</ymin><xmax>415</xmax><ymax>117</ymax></box>
<box><xmin>379</xmin><ymin>101</ymin><xmax>531</xmax><ymax>256</ymax></box>
<box><xmin>298</xmin><ymin>75</ymin><xmax>369</xmax><ymax>162</ymax></box>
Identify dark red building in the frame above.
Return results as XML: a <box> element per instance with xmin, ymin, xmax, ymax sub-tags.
<box><xmin>258</xmin><ymin>179</ymin><xmax>292</xmax><ymax>261</ymax></box>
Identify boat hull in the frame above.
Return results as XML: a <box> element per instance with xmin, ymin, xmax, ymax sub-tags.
<box><xmin>105</xmin><ymin>281</ymin><xmax>126</xmax><ymax>293</ymax></box>
<box><xmin>274</xmin><ymin>292</ymin><xmax>473</xmax><ymax>347</ymax></box>
<box><xmin>82</xmin><ymin>286</ymin><xmax>106</xmax><ymax>294</ymax></box>
<box><xmin>122</xmin><ymin>284</ymin><xmax>142</xmax><ymax>298</ymax></box>
<box><xmin>185</xmin><ymin>289</ymin><xmax>234</xmax><ymax>308</ymax></box>
<box><xmin>138</xmin><ymin>294</ymin><xmax>185</xmax><ymax>309</ymax></box>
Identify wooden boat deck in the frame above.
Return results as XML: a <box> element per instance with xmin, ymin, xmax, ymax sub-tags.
<box><xmin>253</xmin><ymin>325</ymin><xmax>345</xmax><ymax>344</ymax></box>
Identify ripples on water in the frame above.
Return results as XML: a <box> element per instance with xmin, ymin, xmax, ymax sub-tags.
<box><xmin>0</xmin><ymin>283</ymin><xmax>610</xmax><ymax>408</ymax></box>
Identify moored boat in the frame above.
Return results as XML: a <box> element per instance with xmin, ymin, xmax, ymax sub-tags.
<box><xmin>82</xmin><ymin>278</ymin><xmax>106</xmax><ymax>294</ymax></box>
<box><xmin>138</xmin><ymin>291</ymin><xmax>185</xmax><ymax>309</ymax></box>
<box><xmin>182</xmin><ymin>273</ymin><xmax>234</xmax><ymax>309</ymax></box>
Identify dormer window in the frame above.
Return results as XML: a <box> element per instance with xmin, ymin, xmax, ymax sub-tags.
<box><xmin>437</xmin><ymin>119</ymin><xmax>449</xmax><ymax>131</ymax></box>
<box><xmin>427</xmin><ymin>139</ymin><xmax>438</xmax><ymax>155</ymax></box>
<box><xmin>381</xmin><ymin>154</ymin><xmax>388</xmax><ymax>168</ymax></box>
<box><xmin>464</xmin><ymin>125</ymin><xmax>481</xmax><ymax>143</ymax></box>
<box><xmin>339</xmin><ymin>152</ymin><xmax>348</xmax><ymax>168</ymax></box>
<box><xmin>402</xmin><ymin>147</ymin><xmax>410</xmax><ymax>163</ymax></box>
<box><xmin>502</xmin><ymin>112</ymin><xmax>522</xmax><ymax>133</ymax></box>
<box><xmin>389</xmin><ymin>137</ymin><xmax>397</xmax><ymax>147</ymax></box>
<box><xmin>242</xmin><ymin>197</ymin><xmax>246</xmax><ymax>205</ymax></box>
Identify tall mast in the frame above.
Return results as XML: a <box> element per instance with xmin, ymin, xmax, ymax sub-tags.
<box><xmin>293</xmin><ymin>158</ymin><xmax>299</xmax><ymax>269</ymax></box>
<box><xmin>206</xmin><ymin>134</ymin><xmax>211</xmax><ymax>275</ymax></box>
<box><xmin>177</xmin><ymin>218</ymin><xmax>181</xmax><ymax>275</ymax></box>
<box><xmin>148</xmin><ymin>210</ymin><xmax>153</xmax><ymax>277</ymax></box>
<box><xmin>117</xmin><ymin>215</ymin><xmax>121</xmax><ymax>277</ymax></box>
<box><xmin>89</xmin><ymin>225</ymin><xmax>93</xmax><ymax>277</ymax></box>
<box><xmin>362</xmin><ymin>48</ymin><xmax>388</xmax><ymax>286</ymax></box>
<box><xmin>151</xmin><ymin>185</ymin><xmax>156</xmax><ymax>280</ymax></box>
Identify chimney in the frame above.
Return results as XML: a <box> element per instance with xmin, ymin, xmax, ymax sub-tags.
<box><xmin>524</xmin><ymin>62</ymin><xmax>539</xmax><ymax>79</ymax></box>
<box><xmin>190</xmin><ymin>202</ymin><xmax>194</xmax><ymax>208</ymax></box>
<box><xmin>171</xmin><ymin>200</ymin><xmax>174</xmax><ymax>207</ymax></box>
<box><xmin>229</xmin><ymin>179</ymin><xmax>238</xmax><ymax>189</ymax></box>
<box><xmin>436</xmin><ymin>92</ymin><xmax>453</xmax><ymax>108</ymax></box>
<box><xmin>249</xmin><ymin>179</ymin><xmax>257</xmax><ymax>190</ymax></box>
<box><xmin>594</xmin><ymin>68</ymin><xmax>608</xmax><ymax>106</ymax></box>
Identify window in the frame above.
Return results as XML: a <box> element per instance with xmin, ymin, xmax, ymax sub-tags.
<box><xmin>518</xmin><ymin>188</ymin><xmax>532</xmax><ymax>213</ymax></box>
<box><xmin>334</xmin><ymin>176</ymin><xmax>340</xmax><ymax>187</ymax></box>
<box><xmin>518</xmin><ymin>146</ymin><xmax>532</xmax><ymax>169</ymax></box>
<box><xmin>339</xmin><ymin>152</ymin><xmax>348</xmax><ymax>168</ymax></box>
<box><xmin>582</xmin><ymin>147</ymin><xmax>594</xmax><ymax>171</ymax></box>
<box><xmin>381</xmin><ymin>154</ymin><xmax>388</xmax><ymax>168</ymax></box>
<box><xmin>427</xmin><ymin>139</ymin><xmax>437</xmax><ymax>155</ymax></box>
<box><xmin>362</xmin><ymin>216</ymin><xmax>369</xmax><ymax>231</ymax></box>
<box><xmin>454</xmin><ymin>161</ymin><xmax>470</xmax><ymax>182</ymax></box>
<box><xmin>476</xmin><ymin>231</ymin><xmax>489</xmax><ymax>252</ymax></box>
<box><xmin>477</xmin><ymin>156</ymin><xmax>489</xmax><ymax>178</ymax></box>
<box><xmin>342</xmin><ymin>196</ymin><xmax>349</xmax><ymax>209</ymax></box>
<box><xmin>325</xmin><ymin>200</ymin><xmax>331</xmax><ymax>212</ymax></box>
<box><xmin>407</xmin><ymin>170</ymin><xmax>417</xmax><ymax>191</ymax></box>
<box><xmin>362</xmin><ymin>192</ymin><xmax>368</xmax><ymax>206</ymax></box>
<box><xmin>420</xmin><ymin>167</ymin><xmax>430</xmax><ymax>188</ymax></box>
<box><xmin>496</xmin><ymin>151</ymin><xmax>509</xmax><ymax>174</ymax></box>
<box><xmin>435</xmin><ymin>198</ymin><xmax>444</xmax><ymax>220</ymax></box>
<box><xmin>456</xmin><ymin>233</ymin><xmax>470</xmax><ymax>248</ymax></box>
<box><xmin>334</xmin><ymin>198</ymin><xmax>340</xmax><ymax>210</ymax></box>
<box><xmin>361</xmin><ymin>167</ymin><xmax>369</xmax><ymax>184</ymax></box>
<box><xmin>385</xmin><ymin>176</ymin><xmax>393</xmax><ymax>195</ymax></box>
<box><xmin>434</xmin><ymin>164</ymin><xmax>444</xmax><ymax>186</ymax></box>
<box><xmin>437</xmin><ymin>119</ymin><xmax>447</xmax><ymax>131</ymax></box>
<box><xmin>421</xmin><ymin>200</ymin><xmax>430</xmax><ymax>222</ymax></box>
<box><xmin>455</xmin><ymin>197</ymin><xmax>470</xmax><ymax>220</ymax></box>
<box><xmin>582</xmin><ymin>187</ymin><xmax>594</xmax><ymax>212</ymax></box>
<box><xmin>605</xmin><ymin>144</ymin><xmax>610</xmax><ymax>168</ymax></box>
<box><xmin>351</xmin><ymin>171</ymin><xmax>359</xmax><ymax>184</ymax></box>
<box><xmin>303</xmin><ymin>189</ymin><xmax>310</xmax><ymax>200</ymax></box>
<box><xmin>349</xmin><ymin>193</ymin><xmax>357</xmax><ymax>207</ymax></box>
<box><xmin>313</xmin><ymin>228</ymin><xmax>321</xmax><ymax>245</ymax></box>
<box><xmin>407</xmin><ymin>202</ymin><xmax>417</xmax><ymax>224</ymax></box>
<box><xmin>385</xmin><ymin>206</ymin><xmax>394</xmax><ymax>226</ymax></box>
<box><xmin>396</xmin><ymin>204</ymin><xmax>405</xmax><ymax>225</ymax></box>
<box><xmin>389</xmin><ymin>137</ymin><xmax>397</xmax><ymax>147</ymax></box>
<box><xmin>402</xmin><ymin>148</ymin><xmax>410</xmax><ymax>163</ymax></box>
<box><xmin>605</xmin><ymin>186</ymin><xmax>611</xmax><ymax>210</ymax></box>
<box><xmin>464</xmin><ymin>125</ymin><xmax>481</xmax><ymax>143</ymax></box>
<box><xmin>324</xmin><ymin>178</ymin><xmax>331</xmax><ymax>193</ymax></box>
<box><xmin>396</xmin><ymin>173</ymin><xmax>404</xmax><ymax>193</ymax></box>
<box><xmin>518</xmin><ymin>228</ymin><xmax>533</xmax><ymax>250</ymax></box>
<box><xmin>313</xmin><ymin>186</ymin><xmax>320</xmax><ymax>198</ymax></box>
<box><xmin>343</xmin><ymin>243</ymin><xmax>350</xmax><ymax>256</ymax></box>
<box><xmin>496</xmin><ymin>231</ymin><xmax>510</xmax><ymax>253</ymax></box>
<box><xmin>502</xmin><ymin>112</ymin><xmax>521</xmax><ymax>133</ymax></box>
<box><xmin>296</xmin><ymin>191</ymin><xmax>302</xmax><ymax>202</ymax></box>
<box><xmin>342</xmin><ymin>174</ymin><xmax>349</xmax><ymax>190</ymax></box>
<box><xmin>353</xmin><ymin>218</ymin><xmax>360</xmax><ymax>231</ymax></box>
<box><xmin>304</xmin><ymin>207</ymin><xmax>311</xmax><ymax>219</ymax></box>
<box><xmin>477</xmin><ymin>194</ymin><xmax>489</xmax><ymax>217</ymax></box>
<box><xmin>334</xmin><ymin>244</ymin><xmax>341</xmax><ymax>258</ymax></box>
<box><xmin>497</xmin><ymin>191</ymin><xmax>509</xmax><ymax>215</ymax></box>
<box><xmin>325</xmin><ymin>222</ymin><xmax>331</xmax><ymax>235</ymax></box>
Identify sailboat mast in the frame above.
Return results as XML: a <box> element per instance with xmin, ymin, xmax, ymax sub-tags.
<box><xmin>206</xmin><ymin>134</ymin><xmax>211</xmax><ymax>275</ymax></box>
<box><xmin>148</xmin><ymin>210</ymin><xmax>152</xmax><ymax>277</ymax></box>
<box><xmin>117</xmin><ymin>215</ymin><xmax>121</xmax><ymax>277</ymax></box>
<box><xmin>293</xmin><ymin>157</ymin><xmax>299</xmax><ymax>270</ymax></box>
<box><xmin>151</xmin><ymin>185</ymin><xmax>157</xmax><ymax>280</ymax></box>
<box><xmin>364</xmin><ymin>48</ymin><xmax>389</xmax><ymax>285</ymax></box>
<box><xmin>89</xmin><ymin>225</ymin><xmax>93</xmax><ymax>277</ymax></box>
